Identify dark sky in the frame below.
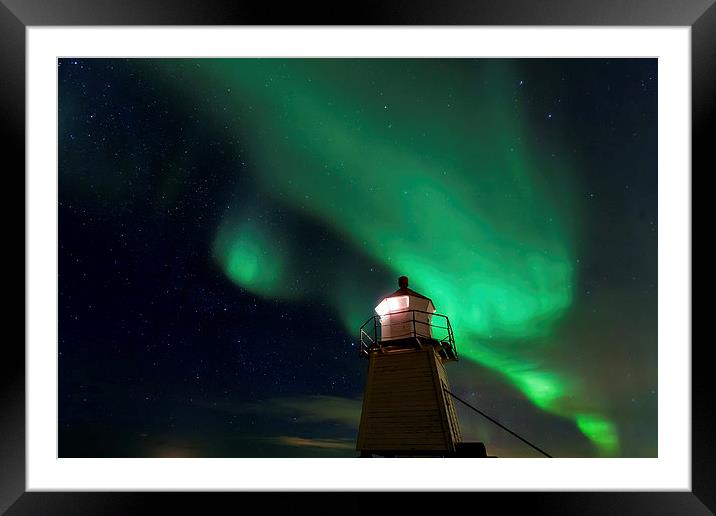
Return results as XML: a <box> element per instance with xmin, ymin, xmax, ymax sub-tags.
<box><xmin>58</xmin><ymin>58</ymin><xmax>657</xmax><ymax>458</ymax></box>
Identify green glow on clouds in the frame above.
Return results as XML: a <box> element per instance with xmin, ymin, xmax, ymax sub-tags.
<box><xmin>213</xmin><ymin>220</ymin><xmax>287</xmax><ymax>298</ymax></box>
<box><xmin>575</xmin><ymin>414</ymin><xmax>620</xmax><ymax>456</ymax></box>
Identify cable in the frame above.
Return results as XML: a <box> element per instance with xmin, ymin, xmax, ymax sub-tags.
<box><xmin>444</xmin><ymin>388</ymin><xmax>553</xmax><ymax>458</ymax></box>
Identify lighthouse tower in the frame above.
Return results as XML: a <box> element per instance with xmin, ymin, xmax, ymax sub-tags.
<box><xmin>356</xmin><ymin>276</ymin><xmax>463</xmax><ymax>457</ymax></box>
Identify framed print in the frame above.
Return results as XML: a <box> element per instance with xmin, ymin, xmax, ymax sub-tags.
<box><xmin>2</xmin><ymin>0</ymin><xmax>710</xmax><ymax>514</ymax></box>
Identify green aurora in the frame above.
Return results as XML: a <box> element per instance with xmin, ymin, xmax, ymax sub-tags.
<box><xmin>163</xmin><ymin>59</ymin><xmax>619</xmax><ymax>455</ymax></box>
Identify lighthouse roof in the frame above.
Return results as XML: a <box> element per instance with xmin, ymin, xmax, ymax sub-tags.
<box><xmin>379</xmin><ymin>276</ymin><xmax>436</xmax><ymax>313</ymax></box>
<box><xmin>389</xmin><ymin>285</ymin><xmax>433</xmax><ymax>304</ymax></box>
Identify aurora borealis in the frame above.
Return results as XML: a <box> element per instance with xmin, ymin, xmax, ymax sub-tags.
<box><xmin>59</xmin><ymin>58</ymin><xmax>657</xmax><ymax>458</ymax></box>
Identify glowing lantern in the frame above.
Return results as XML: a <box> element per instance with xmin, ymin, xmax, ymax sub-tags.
<box><xmin>374</xmin><ymin>276</ymin><xmax>435</xmax><ymax>341</ymax></box>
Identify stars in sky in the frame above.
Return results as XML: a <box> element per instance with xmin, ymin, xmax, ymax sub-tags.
<box><xmin>58</xmin><ymin>57</ymin><xmax>657</xmax><ymax>458</ymax></box>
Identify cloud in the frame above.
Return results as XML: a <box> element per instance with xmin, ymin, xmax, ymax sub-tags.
<box><xmin>262</xmin><ymin>395</ymin><xmax>362</xmax><ymax>428</ymax></box>
<box><xmin>207</xmin><ymin>394</ymin><xmax>362</xmax><ymax>429</ymax></box>
<box><xmin>271</xmin><ymin>436</ymin><xmax>355</xmax><ymax>450</ymax></box>
<box><xmin>153</xmin><ymin>442</ymin><xmax>202</xmax><ymax>458</ymax></box>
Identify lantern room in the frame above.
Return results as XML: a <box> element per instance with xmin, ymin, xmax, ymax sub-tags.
<box><xmin>360</xmin><ymin>276</ymin><xmax>457</xmax><ymax>363</ymax></box>
<box><xmin>374</xmin><ymin>276</ymin><xmax>435</xmax><ymax>341</ymax></box>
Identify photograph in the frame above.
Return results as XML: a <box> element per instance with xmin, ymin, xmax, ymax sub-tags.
<box><xmin>3</xmin><ymin>0</ymin><xmax>709</xmax><ymax>509</ymax></box>
<box><xmin>58</xmin><ymin>57</ymin><xmax>658</xmax><ymax>459</ymax></box>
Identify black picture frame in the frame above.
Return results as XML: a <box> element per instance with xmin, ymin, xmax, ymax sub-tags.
<box><xmin>2</xmin><ymin>1</ymin><xmax>709</xmax><ymax>514</ymax></box>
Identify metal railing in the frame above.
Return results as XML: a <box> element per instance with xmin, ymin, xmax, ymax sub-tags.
<box><xmin>359</xmin><ymin>309</ymin><xmax>457</xmax><ymax>360</ymax></box>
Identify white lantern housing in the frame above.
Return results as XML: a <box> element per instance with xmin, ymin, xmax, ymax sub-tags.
<box><xmin>374</xmin><ymin>276</ymin><xmax>435</xmax><ymax>342</ymax></box>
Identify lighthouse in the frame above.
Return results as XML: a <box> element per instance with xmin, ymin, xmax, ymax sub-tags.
<box><xmin>356</xmin><ymin>276</ymin><xmax>464</xmax><ymax>457</ymax></box>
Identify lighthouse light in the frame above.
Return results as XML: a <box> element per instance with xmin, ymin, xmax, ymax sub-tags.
<box><xmin>374</xmin><ymin>295</ymin><xmax>409</xmax><ymax>316</ymax></box>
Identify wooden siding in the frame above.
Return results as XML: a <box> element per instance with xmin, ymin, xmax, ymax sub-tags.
<box><xmin>434</xmin><ymin>355</ymin><xmax>462</xmax><ymax>445</ymax></box>
<box><xmin>357</xmin><ymin>347</ymin><xmax>462</xmax><ymax>454</ymax></box>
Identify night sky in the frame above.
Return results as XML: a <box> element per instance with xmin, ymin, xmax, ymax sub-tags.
<box><xmin>58</xmin><ymin>58</ymin><xmax>657</xmax><ymax>458</ymax></box>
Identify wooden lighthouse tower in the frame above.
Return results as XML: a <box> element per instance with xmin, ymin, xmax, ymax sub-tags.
<box><xmin>356</xmin><ymin>276</ymin><xmax>463</xmax><ymax>457</ymax></box>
